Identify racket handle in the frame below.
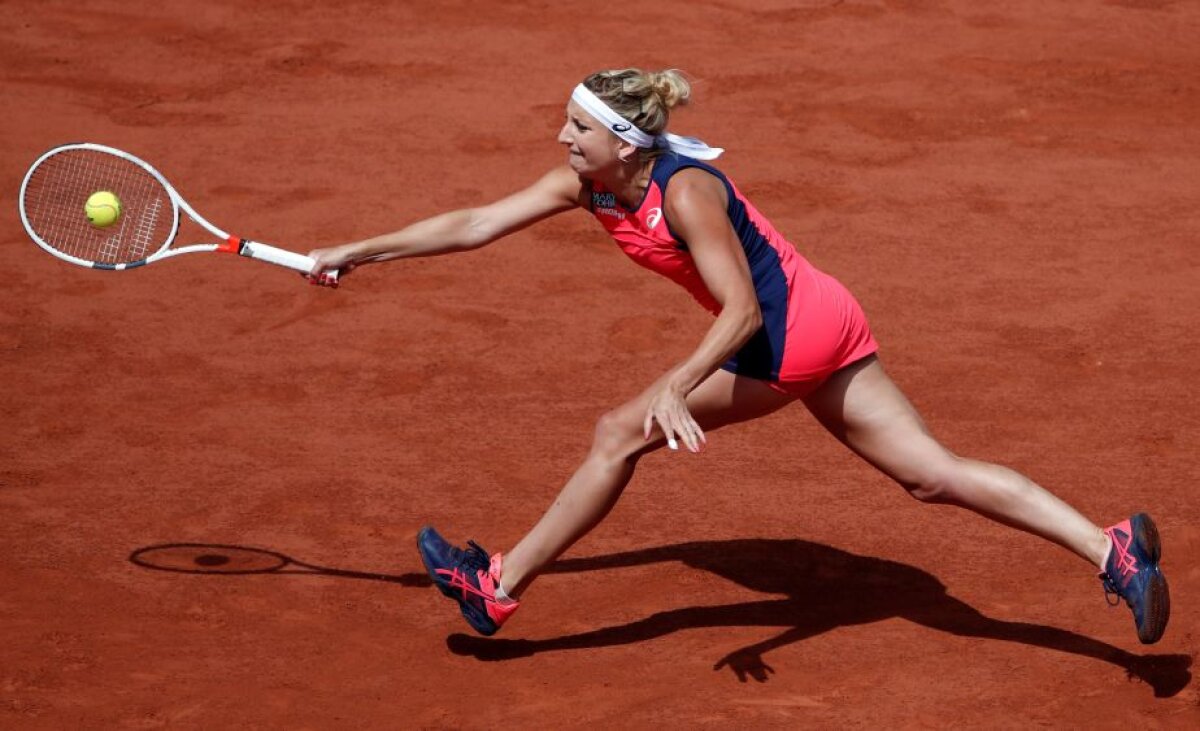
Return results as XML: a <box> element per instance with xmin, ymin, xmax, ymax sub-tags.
<box><xmin>234</xmin><ymin>239</ymin><xmax>340</xmax><ymax>284</ymax></box>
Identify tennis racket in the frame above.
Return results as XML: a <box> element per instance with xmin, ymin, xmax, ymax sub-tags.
<box><xmin>19</xmin><ymin>142</ymin><xmax>337</xmax><ymax>284</ymax></box>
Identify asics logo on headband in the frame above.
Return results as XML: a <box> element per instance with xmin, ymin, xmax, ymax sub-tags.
<box><xmin>612</xmin><ymin>123</ymin><xmax>632</xmax><ymax>132</ymax></box>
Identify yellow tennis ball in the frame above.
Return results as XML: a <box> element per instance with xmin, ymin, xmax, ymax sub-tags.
<box><xmin>85</xmin><ymin>191</ymin><xmax>122</xmax><ymax>228</ymax></box>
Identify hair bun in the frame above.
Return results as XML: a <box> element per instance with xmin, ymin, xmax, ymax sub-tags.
<box><xmin>648</xmin><ymin>69</ymin><xmax>691</xmax><ymax>110</ymax></box>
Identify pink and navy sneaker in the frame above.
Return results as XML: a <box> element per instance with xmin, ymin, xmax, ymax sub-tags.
<box><xmin>417</xmin><ymin>526</ymin><xmax>519</xmax><ymax>636</ymax></box>
<box><xmin>1099</xmin><ymin>513</ymin><xmax>1170</xmax><ymax>644</ymax></box>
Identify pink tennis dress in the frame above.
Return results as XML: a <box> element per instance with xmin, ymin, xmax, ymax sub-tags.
<box><xmin>588</xmin><ymin>154</ymin><xmax>877</xmax><ymax>396</ymax></box>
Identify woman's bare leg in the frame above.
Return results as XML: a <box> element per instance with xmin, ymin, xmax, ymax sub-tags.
<box><xmin>802</xmin><ymin>355</ymin><xmax>1109</xmax><ymax>566</ymax></box>
<box><xmin>501</xmin><ymin>370</ymin><xmax>798</xmax><ymax>596</ymax></box>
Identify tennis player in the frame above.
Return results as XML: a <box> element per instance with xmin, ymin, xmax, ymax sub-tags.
<box><xmin>308</xmin><ymin>68</ymin><xmax>1169</xmax><ymax>645</ymax></box>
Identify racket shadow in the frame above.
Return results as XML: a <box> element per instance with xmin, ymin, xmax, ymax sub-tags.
<box><xmin>445</xmin><ymin>538</ymin><xmax>1192</xmax><ymax>698</ymax></box>
<box><xmin>128</xmin><ymin>542</ymin><xmax>431</xmax><ymax>588</ymax></box>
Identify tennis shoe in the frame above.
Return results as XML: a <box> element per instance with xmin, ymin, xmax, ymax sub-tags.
<box><xmin>417</xmin><ymin>526</ymin><xmax>518</xmax><ymax>636</ymax></box>
<box><xmin>1098</xmin><ymin>513</ymin><xmax>1170</xmax><ymax>644</ymax></box>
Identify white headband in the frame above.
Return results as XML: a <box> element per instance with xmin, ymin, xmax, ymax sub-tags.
<box><xmin>570</xmin><ymin>84</ymin><xmax>724</xmax><ymax>161</ymax></box>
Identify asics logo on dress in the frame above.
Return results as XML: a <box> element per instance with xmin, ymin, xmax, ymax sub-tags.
<box><xmin>646</xmin><ymin>207</ymin><xmax>663</xmax><ymax>228</ymax></box>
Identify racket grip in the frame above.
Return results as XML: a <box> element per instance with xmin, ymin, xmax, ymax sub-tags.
<box><xmin>237</xmin><ymin>240</ymin><xmax>340</xmax><ymax>284</ymax></box>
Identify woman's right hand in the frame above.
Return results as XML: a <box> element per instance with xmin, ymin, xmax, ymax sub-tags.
<box><xmin>305</xmin><ymin>244</ymin><xmax>360</xmax><ymax>287</ymax></box>
<box><xmin>300</xmin><ymin>165</ymin><xmax>584</xmax><ymax>288</ymax></box>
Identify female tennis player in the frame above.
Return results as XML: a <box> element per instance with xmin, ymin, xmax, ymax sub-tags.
<box><xmin>307</xmin><ymin>68</ymin><xmax>1168</xmax><ymax>645</ymax></box>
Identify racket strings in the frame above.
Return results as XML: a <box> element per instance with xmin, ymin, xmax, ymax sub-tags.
<box><xmin>22</xmin><ymin>149</ymin><xmax>176</xmax><ymax>265</ymax></box>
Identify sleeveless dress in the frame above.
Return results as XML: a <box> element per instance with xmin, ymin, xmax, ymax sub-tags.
<box><xmin>588</xmin><ymin>153</ymin><xmax>877</xmax><ymax>395</ymax></box>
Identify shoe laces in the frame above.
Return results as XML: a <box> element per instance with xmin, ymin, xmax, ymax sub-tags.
<box><xmin>457</xmin><ymin>540</ymin><xmax>491</xmax><ymax>575</ymax></box>
<box><xmin>1100</xmin><ymin>573</ymin><xmax>1123</xmax><ymax>607</ymax></box>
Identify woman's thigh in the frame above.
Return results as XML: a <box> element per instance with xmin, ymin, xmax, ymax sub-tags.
<box><xmin>801</xmin><ymin>355</ymin><xmax>955</xmax><ymax>487</ymax></box>
<box><xmin>602</xmin><ymin>369</ymin><xmax>802</xmax><ymax>455</ymax></box>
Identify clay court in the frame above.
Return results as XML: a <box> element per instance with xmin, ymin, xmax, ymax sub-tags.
<box><xmin>3</xmin><ymin>0</ymin><xmax>1198</xmax><ymax>727</ymax></box>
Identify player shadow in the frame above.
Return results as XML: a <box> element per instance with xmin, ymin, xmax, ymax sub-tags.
<box><xmin>125</xmin><ymin>539</ymin><xmax>1190</xmax><ymax>697</ymax></box>
<box><xmin>442</xmin><ymin>539</ymin><xmax>1192</xmax><ymax>698</ymax></box>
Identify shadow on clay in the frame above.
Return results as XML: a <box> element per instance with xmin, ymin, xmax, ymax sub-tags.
<box><xmin>128</xmin><ymin>539</ymin><xmax>1192</xmax><ymax>697</ymax></box>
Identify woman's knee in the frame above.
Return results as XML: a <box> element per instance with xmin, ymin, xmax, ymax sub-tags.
<box><xmin>591</xmin><ymin>408</ymin><xmax>646</xmax><ymax>461</ymax></box>
<box><xmin>896</xmin><ymin>455</ymin><xmax>964</xmax><ymax>504</ymax></box>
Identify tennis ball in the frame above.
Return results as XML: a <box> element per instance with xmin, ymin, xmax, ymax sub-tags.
<box><xmin>85</xmin><ymin>190</ymin><xmax>122</xmax><ymax>228</ymax></box>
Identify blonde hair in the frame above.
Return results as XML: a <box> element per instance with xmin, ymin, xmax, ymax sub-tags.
<box><xmin>583</xmin><ymin>68</ymin><xmax>691</xmax><ymax>158</ymax></box>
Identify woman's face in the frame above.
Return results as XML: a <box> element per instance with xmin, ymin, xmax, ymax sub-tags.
<box><xmin>558</xmin><ymin>100</ymin><xmax>631</xmax><ymax>176</ymax></box>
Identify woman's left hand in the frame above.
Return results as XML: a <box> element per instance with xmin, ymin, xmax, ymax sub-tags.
<box><xmin>643</xmin><ymin>383</ymin><xmax>706</xmax><ymax>453</ymax></box>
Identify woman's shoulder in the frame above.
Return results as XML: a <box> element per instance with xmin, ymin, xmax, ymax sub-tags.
<box><xmin>657</xmin><ymin>155</ymin><xmax>730</xmax><ymax>205</ymax></box>
<box><xmin>654</xmin><ymin>153</ymin><xmax>725</xmax><ymax>178</ymax></box>
<box><xmin>529</xmin><ymin>165</ymin><xmax>589</xmax><ymax>207</ymax></box>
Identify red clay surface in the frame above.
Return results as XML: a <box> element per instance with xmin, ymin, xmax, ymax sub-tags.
<box><xmin>3</xmin><ymin>0</ymin><xmax>1198</xmax><ymax>727</ymax></box>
